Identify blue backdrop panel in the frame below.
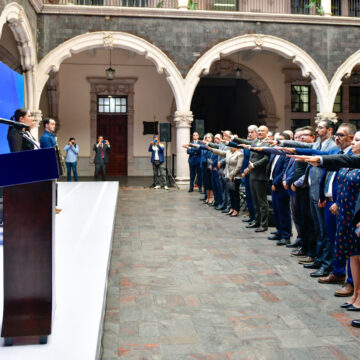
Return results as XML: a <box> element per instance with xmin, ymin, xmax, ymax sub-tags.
<box><xmin>0</xmin><ymin>62</ymin><xmax>24</xmax><ymax>154</ymax></box>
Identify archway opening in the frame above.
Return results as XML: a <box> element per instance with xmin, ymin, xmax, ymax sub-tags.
<box><xmin>38</xmin><ymin>47</ymin><xmax>176</xmax><ymax>177</ymax></box>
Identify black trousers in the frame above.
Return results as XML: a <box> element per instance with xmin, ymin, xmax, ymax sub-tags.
<box><xmin>94</xmin><ymin>159</ymin><xmax>107</xmax><ymax>181</ymax></box>
<box><xmin>228</xmin><ymin>178</ymin><xmax>241</xmax><ymax>212</ymax></box>
<box><xmin>250</xmin><ymin>179</ymin><xmax>269</xmax><ymax>227</ymax></box>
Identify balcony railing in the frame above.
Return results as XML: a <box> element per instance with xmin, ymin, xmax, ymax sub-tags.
<box><xmin>41</xmin><ymin>0</ymin><xmax>360</xmax><ymax>16</ymax></box>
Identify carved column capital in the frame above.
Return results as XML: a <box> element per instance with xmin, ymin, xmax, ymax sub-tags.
<box><xmin>315</xmin><ymin>112</ymin><xmax>338</xmax><ymax>124</ymax></box>
<box><xmin>174</xmin><ymin>111</ymin><xmax>193</xmax><ymax>128</ymax></box>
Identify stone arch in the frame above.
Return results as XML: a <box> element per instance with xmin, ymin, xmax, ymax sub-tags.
<box><xmin>330</xmin><ymin>50</ymin><xmax>360</xmax><ymax>113</ymax></box>
<box><xmin>0</xmin><ymin>2</ymin><xmax>37</xmax><ymax>108</ymax></box>
<box><xmin>35</xmin><ymin>31</ymin><xmax>185</xmax><ymax>111</ymax></box>
<box><xmin>185</xmin><ymin>34</ymin><xmax>330</xmax><ymax>116</ymax></box>
<box><xmin>205</xmin><ymin>58</ymin><xmax>279</xmax><ymax>129</ymax></box>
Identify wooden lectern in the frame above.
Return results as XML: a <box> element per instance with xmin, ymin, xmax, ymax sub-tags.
<box><xmin>0</xmin><ymin>148</ymin><xmax>60</xmax><ymax>346</ymax></box>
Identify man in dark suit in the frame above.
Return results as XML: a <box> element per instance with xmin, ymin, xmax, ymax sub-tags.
<box><xmin>268</xmin><ymin>132</ymin><xmax>291</xmax><ymax>245</ymax></box>
<box><xmin>187</xmin><ymin>132</ymin><xmax>202</xmax><ymax>192</ymax></box>
<box><xmin>93</xmin><ymin>135</ymin><xmax>111</xmax><ymax>181</ymax></box>
<box><xmin>232</xmin><ymin>125</ymin><xmax>270</xmax><ymax>232</ymax></box>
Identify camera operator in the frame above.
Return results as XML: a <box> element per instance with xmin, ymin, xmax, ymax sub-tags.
<box><xmin>148</xmin><ymin>136</ymin><xmax>168</xmax><ymax>190</ymax></box>
<box><xmin>64</xmin><ymin>137</ymin><xmax>79</xmax><ymax>182</ymax></box>
<box><xmin>93</xmin><ymin>135</ymin><xmax>111</xmax><ymax>181</ymax></box>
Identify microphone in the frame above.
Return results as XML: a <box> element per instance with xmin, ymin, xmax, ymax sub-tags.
<box><xmin>0</xmin><ymin>117</ymin><xmax>30</xmax><ymax>130</ymax></box>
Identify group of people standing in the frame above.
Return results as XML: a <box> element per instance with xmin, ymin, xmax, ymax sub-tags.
<box><xmin>184</xmin><ymin>120</ymin><xmax>360</xmax><ymax>329</ymax></box>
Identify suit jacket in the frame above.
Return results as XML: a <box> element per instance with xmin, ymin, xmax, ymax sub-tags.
<box><xmin>321</xmin><ymin>153</ymin><xmax>360</xmax><ymax>171</ymax></box>
<box><xmin>269</xmin><ymin>154</ymin><xmax>290</xmax><ymax>189</ymax></box>
<box><xmin>7</xmin><ymin>127</ymin><xmax>35</xmax><ymax>152</ymax></box>
<box><xmin>94</xmin><ymin>143</ymin><xmax>111</xmax><ymax>164</ymax></box>
<box><xmin>187</xmin><ymin>140</ymin><xmax>201</xmax><ymax>165</ymax></box>
<box><xmin>283</xmin><ymin>138</ymin><xmax>337</xmax><ymax>200</ymax></box>
<box><xmin>232</xmin><ymin>137</ymin><xmax>269</xmax><ymax>181</ymax></box>
<box><xmin>211</xmin><ymin>148</ymin><xmax>243</xmax><ymax>179</ymax></box>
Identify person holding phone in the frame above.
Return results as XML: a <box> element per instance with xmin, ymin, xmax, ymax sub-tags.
<box><xmin>64</xmin><ymin>137</ymin><xmax>79</xmax><ymax>182</ymax></box>
<box><xmin>148</xmin><ymin>136</ymin><xmax>168</xmax><ymax>190</ymax></box>
<box><xmin>93</xmin><ymin>135</ymin><xmax>111</xmax><ymax>181</ymax></box>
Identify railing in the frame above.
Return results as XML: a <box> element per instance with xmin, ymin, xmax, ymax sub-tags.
<box><xmin>41</xmin><ymin>0</ymin><xmax>360</xmax><ymax>16</ymax></box>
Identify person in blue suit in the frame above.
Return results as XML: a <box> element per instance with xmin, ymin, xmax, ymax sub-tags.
<box><xmin>40</xmin><ymin>118</ymin><xmax>57</xmax><ymax>149</ymax></box>
<box><xmin>186</xmin><ymin>132</ymin><xmax>202</xmax><ymax>192</ymax></box>
<box><xmin>268</xmin><ymin>132</ymin><xmax>291</xmax><ymax>245</ymax></box>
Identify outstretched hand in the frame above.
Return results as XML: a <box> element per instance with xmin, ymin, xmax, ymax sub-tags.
<box><xmin>287</xmin><ymin>155</ymin><xmax>321</xmax><ymax>167</ymax></box>
<box><xmin>263</xmin><ymin>140</ymin><xmax>277</xmax><ymax>146</ymax></box>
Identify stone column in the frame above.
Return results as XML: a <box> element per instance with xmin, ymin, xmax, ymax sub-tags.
<box><xmin>315</xmin><ymin>112</ymin><xmax>338</xmax><ymax>125</ymax></box>
<box><xmin>32</xmin><ymin>109</ymin><xmax>43</xmax><ymax>141</ymax></box>
<box><xmin>174</xmin><ymin>110</ymin><xmax>193</xmax><ymax>184</ymax></box>
<box><xmin>321</xmin><ymin>0</ymin><xmax>332</xmax><ymax>16</ymax></box>
<box><xmin>177</xmin><ymin>0</ymin><xmax>188</xmax><ymax>10</ymax></box>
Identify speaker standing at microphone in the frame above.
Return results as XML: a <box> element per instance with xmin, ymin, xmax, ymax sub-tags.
<box><xmin>148</xmin><ymin>136</ymin><xmax>168</xmax><ymax>190</ymax></box>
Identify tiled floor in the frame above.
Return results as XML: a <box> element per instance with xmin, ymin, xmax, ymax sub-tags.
<box><xmin>101</xmin><ymin>187</ymin><xmax>360</xmax><ymax>360</ymax></box>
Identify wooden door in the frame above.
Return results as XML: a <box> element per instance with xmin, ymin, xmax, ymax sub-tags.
<box><xmin>97</xmin><ymin>114</ymin><xmax>127</xmax><ymax>175</ymax></box>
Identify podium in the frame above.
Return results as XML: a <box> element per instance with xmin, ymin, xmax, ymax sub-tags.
<box><xmin>0</xmin><ymin>148</ymin><xmax>60</xmax><ymax>345</ymax></box>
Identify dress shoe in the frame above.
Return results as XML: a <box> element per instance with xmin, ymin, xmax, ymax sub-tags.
<box><xmin>270</xmin><ymin>231</ymin><xmax>278</xmax><ymax>235</ymax></box>
<box><xmin>277</xmin><ymin>238</ymin><xmax>290</xmax><ymax>246</ymax></box>
<box><xmin>298</xmin><ymin>256</ymin><xmax>315</xmax><ymax>264</ymax></box>
<box><xmin>347</xmin><ymin>305</ymin><xmax>360</xmax><ymax>311</ymax></box>
<box><xmin>242</xmin><ymin>218</ymin><xmax>253</xmax><ymax>223</ymax></box>
<box><xmin>215</xmin><ymin>205</ymin><xmax>224</xmax><ymax>210</ymax></box>
<box><xmin>255</xmin><ymin>227</ymin><xmax>268</xmax><ymax>232</ymax></box>
<box><xmin>310</xmin><ymin>268</ymin><xmax>330</xmax><ymax>277</ymax></box>
<box><xmin>351</xmin><ymin>319</ymin><xmax>360</xmax><ymax>328</ymax></box>
<box><xmin>340</xmin><ymin>302</ymin><xmax>352</xmax><ymax>308</ymax></box>
<box><xmin>222</xmin><ymin>208</ymin><xmax>231</xmax><ymax>213</ymax></box>
<box><xmin>286</xmin><ymin>238</ymin><xmax>303</xmax><ymax>248</ymax></box>
<box><xmin>246</xmin><ymin>222</ymin><xmax>259</xmax><ymax>229</ymax></box>
<box><xmin>268</xmin><ymin>235</ymin><xmax>282</xmax><ymax>241</ymax></box>
<box><xmin>335</xmin><ymin>283</ymin><xmax>354</xmax><ymax>297</ymax></box>
<box><xmin>290</xmin><ymin>248</ymin><xmax>307</xmax><ymax>257</ymax></box>
<box><xmin>318</xmin><ymin>273</ymin><xmax>345</xmax><ymax>285</ymax></box>
<box><xmin>188</xmin><ymin>189</ymin><xmax>193</xmax><ymax>192</ymax></box>
<box><xmin>303</xmin><ymin>263</ymin><xmax>321</xmax><ymax>269</ymax></box>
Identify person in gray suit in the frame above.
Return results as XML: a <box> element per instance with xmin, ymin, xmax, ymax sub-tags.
<box><xmin>231</xmin><ymin>125</ymin><xmax>270</xmax><ymax>232</ymax></box>
<box><xmin>280</xmin><ymin>119</ymin><xmax>337</xmax><ymax>276</ymax></box>
<box><xmin>93</xmin><ymin>135</ymin><xmax>111</xmax><ymax>181</ymax></box>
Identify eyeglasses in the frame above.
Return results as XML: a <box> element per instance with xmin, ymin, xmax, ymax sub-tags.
<box><xmin>301</xmin><ymin>133</ymin><xmax>313</xmax><ymax>137</ymax></box>
<box><xmin>335</xmin><ymin>133</ymin><xmax>346</xmax><ymax>138</ymax></box>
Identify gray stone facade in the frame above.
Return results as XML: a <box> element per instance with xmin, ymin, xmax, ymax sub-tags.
<box><xmin>35</xmin><ymin>13</ymin><xmax>360</xmax><ymax>81</ymax></box>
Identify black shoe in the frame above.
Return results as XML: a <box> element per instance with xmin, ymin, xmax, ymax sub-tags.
<box><xmin>352</xmin><ymin>319</ymin><xmax>360</xmax><ymax>328</ymax></box>
<box><xmin>347</xmin><ymin>305</ymin><xmax>360</xmax><ymax>312</ymax></box>
<box><xmin>218</xmin><ymin>205</ymin><xmax>227</xmax><ymax>210</ymax></box>
<box><xmin>268</xmin><ymin>235</ymin><xmax>282</xmax><ymax>241</ymax></box>
<box><xmin>270</xmin><ymin>231</ymin><xmax>278</xmax><ymax>235</ymax></box>
<box><xmin>215</xmin><ymin>205</ymin><xmax>224</xmax><ymax>210</ymax></box>
<box><xmin>188</xmin><ymin>189</ymin><xmax>193</xmax><ymax>192</ymax></box>
<box><xmin>303</xmin><ymin>263</ymin><xmax>321</xmax><ymax>270</ymax></box>
<box><xmin>222</xmin><ymin>208</ymin><xmax>231</xmax><ymax>213</ymax></box>
<box><xmin>277</xmin><ymin>238</ymin><xmax>290</xmax><ymax>246</ymax></box>
<box><xmin>286</xmin><ymin>238</ymin><xmax>303</xmax><ymax>248</ymax></box>
<box><xmin>255</xmin><ymin>227</ymin><xmax>268</xmax><ymax>232</ymax></box>
<box><xmin>242</xmin><ymin>218</ymin><xmax>253</xmax><ymax>223</ymax></box>
<box><xmin>341</xmin><ymin>302</ymin><xmax>352</xmax><ymax>308</ymax></box>
<box><xmin>199</xmin><ymin>198</ymin><xmax>206</xmax><ymax>201</ymax></box>
<box><xmin>310</xmin><ymin>268</ymin><xmax>330</xmax><ymax>277</ymax></box>
<box><xmin>246</xmin><ymin>222</ymin><xmax>259</xmax><ymax>229</ymax></box>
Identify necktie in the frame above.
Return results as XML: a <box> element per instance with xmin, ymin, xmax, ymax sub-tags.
<box><xmin>101</xmin><ymin>145</ymin><xmax>104</xmax><ymax>158</ymax></box>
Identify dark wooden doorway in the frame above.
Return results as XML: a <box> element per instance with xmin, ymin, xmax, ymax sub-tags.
<box><xmin>97</xmin><ymin>114</ymin><xmax>128</xmax><ymax>175</ymax></box>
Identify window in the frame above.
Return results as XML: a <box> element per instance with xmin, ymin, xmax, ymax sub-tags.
<box><xmin>349</xmin><ymin>87</ymin><xmax>360</xmax><ymax>113</ymax></box>
<box><xmin>291</xmin><ymin>85</ymin><xmax>310</xmax><ymax>112</ymax></box>
<box><xmin>291</xmin><ymin>0</ymin><xmax>310</xmax><ymax>14</ymax></box>
<box><xmin>291</xmin><ymin>119</ymin><xmax>310</xmax><ymax>132</ymax></box>
<box><xmin>332</xmin><ymin>0</ymin><xmax>341</xmax><ymax>15</ymax></box>
<box><xmin>98</xmin><ymin>96</ymin><xmax>127</xmax><ymax>113</ymax></box>
<box><xmin>349</xmin><ymin>0</ymin><xmax>360</xmax><ymax>16</ymax></box>
<box><xmin>350</xmin><ymin>120</ymin><xmax>360</xmax><ymax>129</ymax></box>
<box><xmin>333</xmin><ymin>87</ymin><xmax>342</xmax><ymax>113</ymax></box>
<box><xmin>77</xmin><ymin>0</ymin><xmax>104</xmax><ymax>4</ymax></box>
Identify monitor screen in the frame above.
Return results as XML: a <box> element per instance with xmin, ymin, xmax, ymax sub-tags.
<box><xmin>0</xmin><ymin>62</ymin><xmax>24</xmax><ymax>154</ymax></box>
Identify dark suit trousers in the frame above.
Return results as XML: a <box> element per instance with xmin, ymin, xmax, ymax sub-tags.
<box><xmin>272</xmin><ymin>188</ymin><xmax>291</xmax><ymax>239</ymax></box>
<box><xmin>295</xmin><ymin>188</ymin><xmax>316</xmax><ymax>256</ymax></box>
<box><xmin>311</xmin><ymin>199</ymin><xmax>332</xmax><ymax>270</ymax></box>
<box><xmin>229</xmin><ymin>178</ymin><xmax>241</xmax><ymax>212</ymax></box>
<box><xmin>94</xmin><ymin>158</ymin><xmax>107</xmax><ymax>181</ymax></box>
<box><xmin>189</xmin><ymin>161</ymin><xmax>202</xmax><ymax>190</ymax></box>
<box><xmin>250</xmin><ymin>179</ymin><xmax>269</xmax><ymax>227</ymax></box>
<box><xmin>245</xmin><ymin>176</ymin><xmax>255</xmax><ymax>220</ymax></box>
